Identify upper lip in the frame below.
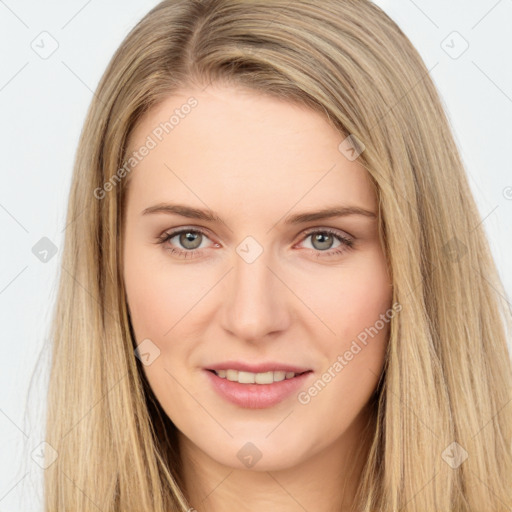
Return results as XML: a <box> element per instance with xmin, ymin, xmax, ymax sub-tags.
<box><xmin>206</xmin><ymin>361</ymin><xmax>312</xmax><ymax>374</ymax></box>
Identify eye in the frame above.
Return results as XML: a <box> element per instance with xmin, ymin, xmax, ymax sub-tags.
<box><xmin>297</xmin><ymin>228</ymin><xmax>354</xmax><ymax>258</ymax></box>
<box><xmin>156</xmin><ymin>227</ymin><xmax>216</xmax><ymax>259</ymax></box>
<box><xmin>156</xmin><ymin>226</ymin><xmax>354</xmax><ymax>259</ymax></box>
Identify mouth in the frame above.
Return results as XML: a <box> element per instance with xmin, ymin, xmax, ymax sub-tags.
<box><xmin>204</xmin><ymin>368</ymin><xmax>314</xmax><ymax>409</ymax></box>
<box><xmin>207</xmin><ymin>368</ymin><xmax>311</xmax><ymax>384</ymax></box>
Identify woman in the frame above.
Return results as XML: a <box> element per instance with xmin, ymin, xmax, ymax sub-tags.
<box><xmin>45</xmin><ymin>0</ymin><xmax>512</xmax><ymax>510</ymax></box>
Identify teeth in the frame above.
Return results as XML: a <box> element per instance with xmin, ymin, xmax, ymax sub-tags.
<box><xmin>214</xmin><ymin>369</ymin><xmax>300</xmax><ymax>384</ymax></box>
<box><xmin>226</xmin><ymin>369</ymin><xmax>238</xmax><ymax>381</ymax></box>
<box><xmin>273</xmin><ymin>371</ymin><xmax>286</xmax><ymax>382</ymax></box>
<box><xmin>255</xmin><ymin>371</ymin><xmax>274</xmax><ymax>384</ymax></box>
<box><xmin>238</xmin><ymin>371</ymin><xmax>255</xmax><ymax>384</ymax></box>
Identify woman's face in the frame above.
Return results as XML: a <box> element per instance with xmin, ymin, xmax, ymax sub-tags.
<box><xmin>122</xmin><ymin>84</ymin><xmax>392</xmax><ymax>472</ymax></box>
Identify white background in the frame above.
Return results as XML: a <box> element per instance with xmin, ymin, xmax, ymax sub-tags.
<box><xmin>1</xmin><ymin>0</ymin><xmax>511</xmax><ymax>509</ymax></box>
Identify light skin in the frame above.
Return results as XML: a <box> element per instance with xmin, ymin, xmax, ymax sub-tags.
<box><xmin>122</xmin><ymin>84</ymin><xmax>392</xmax><ymax>512</ymax></box>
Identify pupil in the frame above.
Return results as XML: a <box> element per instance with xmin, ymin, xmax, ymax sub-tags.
<box><xmin>180</xmin><ymin>231</ymin><xmax>201</xmax><ymax>249</ymax></box>
<box><xmin>313</xmin><ymin>233</ymin><xmax>333</xmax><ymax>251</ymax></box>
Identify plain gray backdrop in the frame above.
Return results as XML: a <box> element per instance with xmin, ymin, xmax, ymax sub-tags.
<box><xmin>1</xmin><ymin>0</ymin><xmax>511</xmax><ymax>509</ymax></box>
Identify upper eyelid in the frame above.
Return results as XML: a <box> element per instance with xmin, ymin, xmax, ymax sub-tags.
<box><xmin>162</xmin><ymin>226</ymin><xmax>215</xmax><ymax>243</ymax></box>
<box><xmin>301</xmin><ymin>226</ymin><xmax>353</xmax><ymax>240</ymax></box>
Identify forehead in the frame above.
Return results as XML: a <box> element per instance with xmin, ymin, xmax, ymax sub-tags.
<box><xmin>124</xmin><ymin>85</ymin><xmax>376</xmax><ymax>215</ymax></box>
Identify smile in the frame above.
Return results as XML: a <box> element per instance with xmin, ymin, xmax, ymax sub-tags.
<box><xmin>205</xmin><ymin>369</ymin><xmax>313</xmax><ymax>408</ymax></box>
<box><xmin>211</xmin><ymin>369</ymin><xmax>307</xmax><ymax>384</ymax></box>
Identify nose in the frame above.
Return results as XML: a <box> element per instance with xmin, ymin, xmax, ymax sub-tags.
<box><xmin>220</xmin><ymin>246</ymin><xmax>291</xmax><ymax>342</ymax></box>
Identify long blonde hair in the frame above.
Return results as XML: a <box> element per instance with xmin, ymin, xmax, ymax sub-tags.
<box><xmin>44</xmin><ymin>0</ymin><xmax>512</xmax><ymax>510</ymax></box>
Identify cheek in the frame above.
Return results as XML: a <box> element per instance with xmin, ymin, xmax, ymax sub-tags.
<box><xmin>303</xmin><ymin>245</ymin><xmax>392</xmax><ymax>343</ymax></box>
<box><xmin>123</xmin><ymin>241</ymin><xmax>210</xmax><ymax>341</ymax></box>
<box><xmin>123</xmin><ymin>245</ymin><xmax>203</xmax><ymax>415</ymax></box>
<box><xmin>123</xmin><ymin>241</ymin><xmax>215</xmax><ymax>401</ymax></box>
<box><xmin>296</xmin><ymin>246</ymin><xmax>391</xmax><ymax>405</ymax></box>
<box><xmin>339</xmin><ymin>266</ymin><xmax>392</xmax><ymax>344</ymax></box>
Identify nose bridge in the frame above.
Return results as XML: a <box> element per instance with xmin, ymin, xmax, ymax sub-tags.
<box><xmin>220</xmin><ymin>239</ymin><xmax>289</xmax><ymax>340</ymax></box>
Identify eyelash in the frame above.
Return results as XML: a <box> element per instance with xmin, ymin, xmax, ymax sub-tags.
<box><xmin>155</xmin><ymin>227</ymin><xmax>354</xmax><ymax>260</ymax></box>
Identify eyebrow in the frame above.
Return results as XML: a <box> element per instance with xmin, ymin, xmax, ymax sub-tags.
<box><xmin>142</xmin><ymin>203</ymin><xmax>377</xmax><ymax>224</ymax></box>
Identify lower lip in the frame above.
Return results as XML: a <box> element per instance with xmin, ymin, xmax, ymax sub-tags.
<box><xmin>204</xmin><ymin>370</ymin><xmax>313</xmax><ymax>409</ymax></box>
